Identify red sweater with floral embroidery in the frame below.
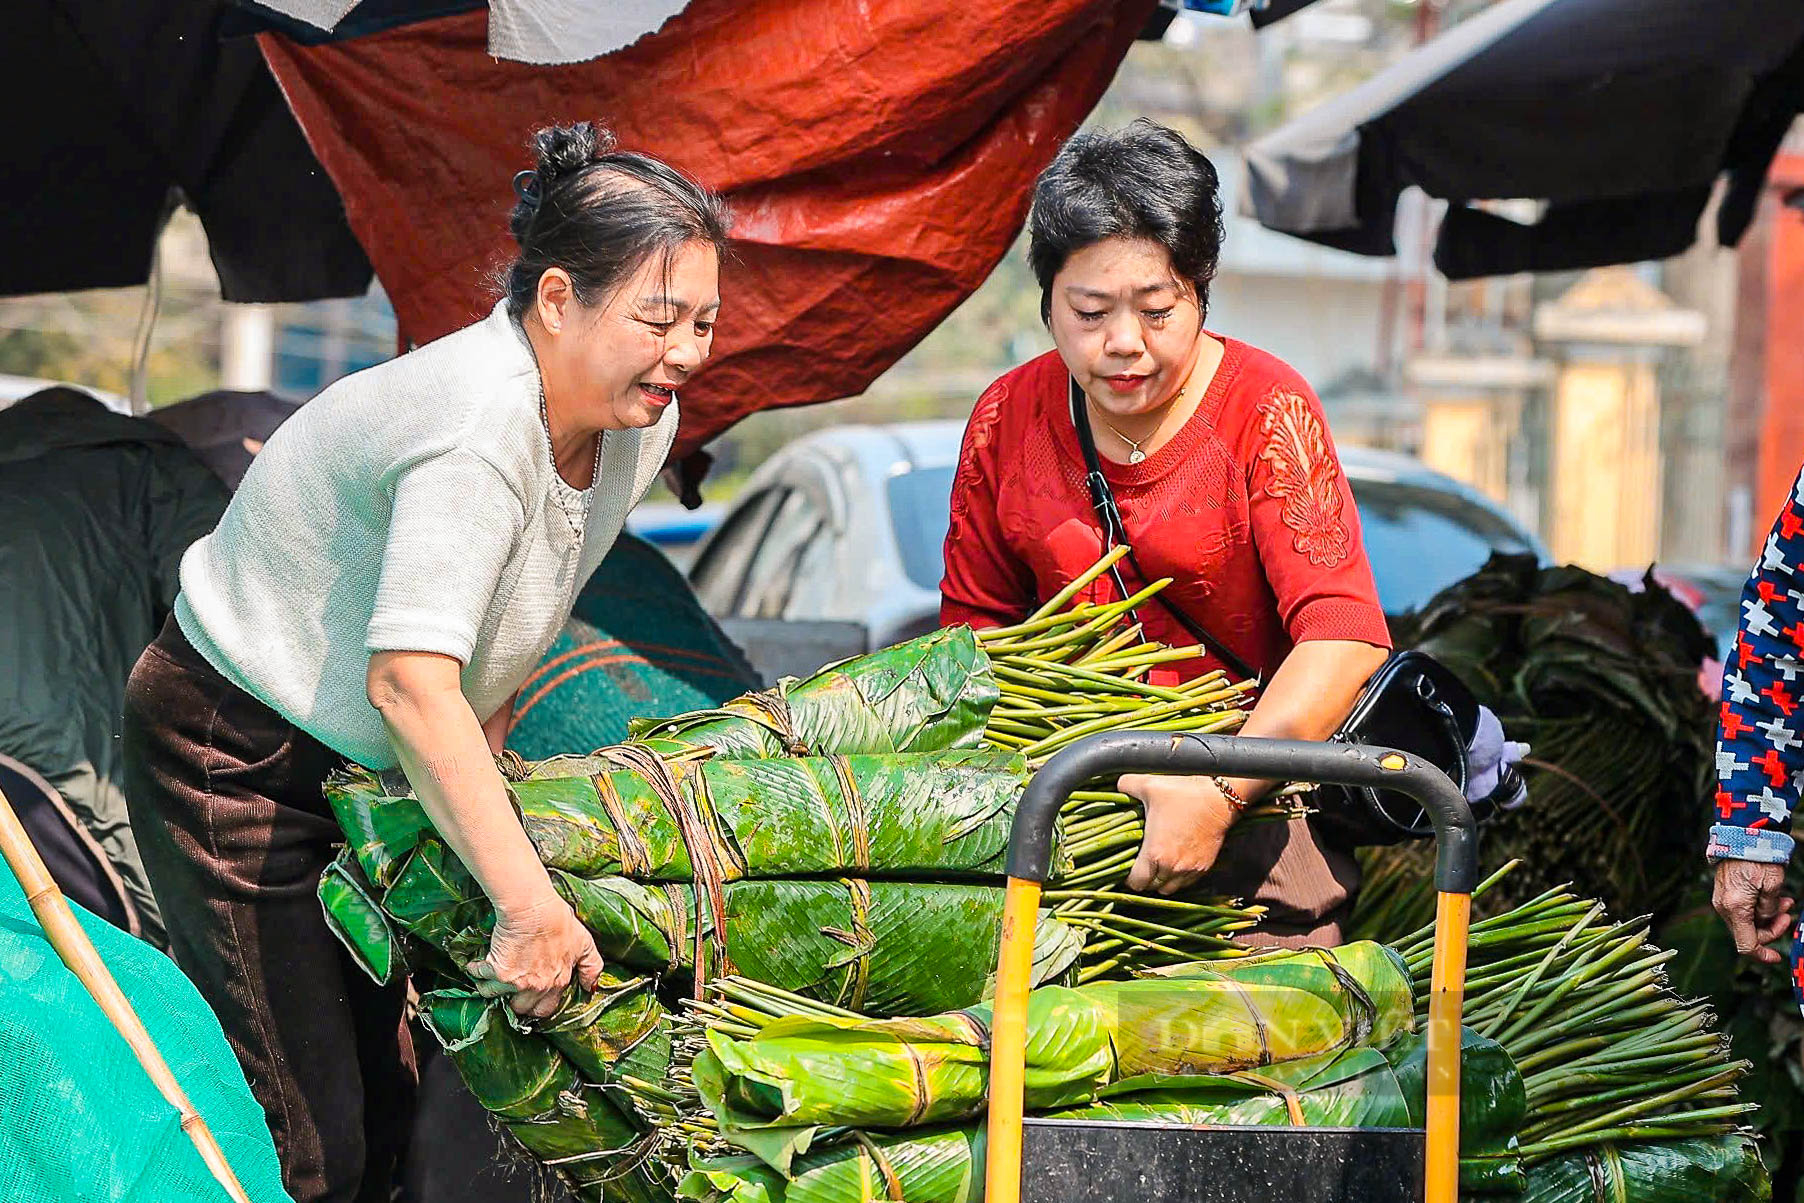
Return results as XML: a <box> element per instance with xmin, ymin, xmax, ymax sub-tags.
<box><xmin>940</xmin><ymin>342</ymin><xmax>1391</xmax><ymax>682</ymax></box>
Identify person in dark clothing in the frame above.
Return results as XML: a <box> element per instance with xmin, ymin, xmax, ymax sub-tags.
<box><xmin>149</xmin><ymin>388</ymin><xmax>303</xmax><ymax>491</ymax></box>
<box><xmin>0</xmin><ymin>751</ymin><xmax>137</xmax><ymax>930</ymax></box>
<box><xmin>0</xmin><ymin>386</ymin><xmax>229</xmax><ymax>944</ymax></box>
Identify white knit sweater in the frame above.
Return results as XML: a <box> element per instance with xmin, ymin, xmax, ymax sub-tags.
<box><xmin>174</xmin><ymin>300</ymin><xmax>676</xmax><ymax>769</ymax></box>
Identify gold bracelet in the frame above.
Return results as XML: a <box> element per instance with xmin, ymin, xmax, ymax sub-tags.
<box><xmin>1212</xmin><ymin>775</ymin><xmax>1249</xmax><ymax>812</ymax></box>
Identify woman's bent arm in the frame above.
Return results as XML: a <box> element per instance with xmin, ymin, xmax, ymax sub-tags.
<box><xmin>1123</xmin><ymin>637</ymin><xmax>1387</xmax><ymax>894</ymax></box>
<box><xmin>1232</xmin><ymin>638</ymin><xmax>1389</xmax><ymax>787</ymax></box>
<box><xmin>482</xmin><ymin>690</ymin><xmax>519</xmax><ymax>756</ymax></box>
<box><xmin>368</xmin><ymin>650</ymin><xmax>601</xmax><ymax>1016</ymax></box>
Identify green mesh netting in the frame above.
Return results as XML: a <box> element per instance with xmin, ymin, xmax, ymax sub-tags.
<box><xmin>507</xmin><ymin>534</ymin><xmax>760</xmax><ymax>761</ymax></box>
<box><xmin>0</xmin><ymin>856</ymin><xmax>291</xmax><ymax>1202</ymax></box>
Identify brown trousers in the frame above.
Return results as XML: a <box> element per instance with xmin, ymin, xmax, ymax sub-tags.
<box><xmin>122</xmin><ymin>616</ymin><xmax>414</xmax><ymax>1203</ymax></box>
<box><xmin>1199</xmin><ymin>813</ymin><xmax>1362</xmax><ymax>948</ymax></box>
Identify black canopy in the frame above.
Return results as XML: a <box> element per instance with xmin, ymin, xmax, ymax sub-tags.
<box><xmin>1242</xmin><ymin>0</ymin><xmax>1804</xmax><ymax>278</ymax></box>
<box><xmin>1</xmin><ymin>0</ymin><xmax>371</xmax><ymax>301</ymax></box>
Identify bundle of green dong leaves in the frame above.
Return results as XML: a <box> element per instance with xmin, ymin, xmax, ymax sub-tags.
<box><xmin>320</xmin><ymin>611</ymin><xmax>1267</xmax><ymax>1201</ymax></box>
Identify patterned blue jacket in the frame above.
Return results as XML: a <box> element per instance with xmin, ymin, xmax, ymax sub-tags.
<box><xmin>1711</xmin><ymin>465</ymin><xmax>1804</xmax><ymax>1006</ymax></box>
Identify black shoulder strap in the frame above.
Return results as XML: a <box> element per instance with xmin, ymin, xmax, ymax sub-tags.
<box><xmin>1067</xmin><ymin>378</ymin><xmax>1261</xmax><ymax>681</ymax></box>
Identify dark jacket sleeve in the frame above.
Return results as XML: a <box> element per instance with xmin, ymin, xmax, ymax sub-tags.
<box><xmin>142</xmin><ymin>443</ymin><xmax>230</xmax><ymax>615</ymax></box>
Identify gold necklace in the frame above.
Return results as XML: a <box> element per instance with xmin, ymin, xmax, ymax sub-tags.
<box><xmin>1088</xmin><ymin>382</ymin><xmax>1189</xmax><ymax>465</ymax></box>
<box><xmin>1094</xmin><ymin>413</ymin><xmax>1150</xmax><ymax>464</ymax></box>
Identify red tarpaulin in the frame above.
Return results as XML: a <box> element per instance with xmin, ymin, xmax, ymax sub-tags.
<box><xmin>260</xmin><ymin>0</ymin><xmax>1155</xmax><ymax>460</ymax></box>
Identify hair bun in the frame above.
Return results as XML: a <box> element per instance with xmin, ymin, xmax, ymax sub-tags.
<box><xmin>530</xmin><ymin>121</ymin><xmax>617</xmax><ymax>190</ymax></box>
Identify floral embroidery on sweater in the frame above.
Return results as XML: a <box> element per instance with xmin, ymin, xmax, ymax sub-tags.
<box><xmin>1257</xmin><ymin>386</ymin><xmax>1351</xmax><ymax>568</ymax></box>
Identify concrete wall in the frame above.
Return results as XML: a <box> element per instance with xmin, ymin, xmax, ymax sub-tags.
<box><xmin>1208</xmin><ymin>271</ymin><xmax>1386</xmax><ymax>389</ymax></box>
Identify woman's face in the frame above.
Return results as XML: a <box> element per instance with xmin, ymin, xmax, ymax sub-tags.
<box><xmin>1047</xmin><ymin>236</ymin><xmax>1204</xmax><ymax>420</ymax></box>
<box><xmin>538</xmin><ymin>240</ymin><xmax>721</xmax><ymax>431</ymax></box>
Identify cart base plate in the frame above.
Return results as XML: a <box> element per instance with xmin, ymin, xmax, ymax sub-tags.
<box><xmin>1019</xmin><ymin>1119</ymin><xmax>1425</xmax><ymax>1203</ymax></box>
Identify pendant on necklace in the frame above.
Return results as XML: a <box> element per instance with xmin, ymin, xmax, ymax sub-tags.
<box><xmin>1128</xmin><ymin>449</ymin><xmax>1147</xmax><ymax>465</ymax></box>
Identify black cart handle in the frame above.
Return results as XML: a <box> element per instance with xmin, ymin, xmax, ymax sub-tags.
<box><xmin>1006</xmin><ymin>732</ymin><xmax>1479</xmax><ymax>893</ymax></box>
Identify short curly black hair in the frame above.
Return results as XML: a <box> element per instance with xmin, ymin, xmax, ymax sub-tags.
<box><xmin>1027</xmin><ymin>119</ymin><xmax>1226</xmax><ymax>324</ymax></box>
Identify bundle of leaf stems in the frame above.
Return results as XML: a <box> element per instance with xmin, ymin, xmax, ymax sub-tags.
<box><xmin>1343</xmin><ymin>844</ymin><xmax>1440</xmax><ymax>945</ymax></box>
<box><xmin>975</xmin><ymin>548</ymin><xmax>1291</xmax><ymax>975</ymax></box>
<box><xmin>1390</xmin><ymin>862</ymin><xmax>1754</xmax><ymax>1162</ymax></box>
<box><xmin>976</xmin><ymin>548</ymin><xmax>1257</xmax><ymax>763</ymax></box>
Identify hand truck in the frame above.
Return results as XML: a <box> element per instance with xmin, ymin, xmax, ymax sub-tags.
<box><xmin>986</xmin><ymin>733</ymin><xmax>1479</xmax><ymax>1203</ymax></box>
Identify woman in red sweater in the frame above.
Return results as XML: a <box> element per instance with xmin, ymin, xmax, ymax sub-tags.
<box><xmin>941</xmin><ymin>120</ymin><xmax>1391</xmax><ymax>944</ymax></box>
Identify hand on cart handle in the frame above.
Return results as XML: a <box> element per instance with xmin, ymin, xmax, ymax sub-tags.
<box><xmin>1120</xmin><ymin>773</ymin><xmax>1238</xmax><ymax>895</ymax></box>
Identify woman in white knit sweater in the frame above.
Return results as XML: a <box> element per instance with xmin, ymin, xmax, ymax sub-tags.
<box><xmin>121</xmin><ymin>123</ymin><xmax>728</xmax><ymax>1203</ymax></box>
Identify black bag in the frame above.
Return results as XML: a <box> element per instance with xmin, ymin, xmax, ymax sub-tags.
<box><xmin>1066</xmin><ymin>378</ymin><xmax>1502</xmax><ymax>844</ymax></box>
<box><xmin>1316</xmin><ymin>651</ymin><xmax>1481</xmax><ymax>844</ymax></box>
<box><xmin>0</xmin><ymin>754</ymin><xmax>138</xmax><ymax>933</ymax></box>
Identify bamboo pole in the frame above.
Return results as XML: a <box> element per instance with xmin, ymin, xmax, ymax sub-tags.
<box><xmin>0</xmin><ymin>782</ymin><xmax>254</xmax><ymax>1203</ymax></box>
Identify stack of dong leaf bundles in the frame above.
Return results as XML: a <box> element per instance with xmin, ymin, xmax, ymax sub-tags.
<box><xmin>316</xmin><ymin>551</ymin><xmax>1768</xmax><ymax>1203</ymax></box>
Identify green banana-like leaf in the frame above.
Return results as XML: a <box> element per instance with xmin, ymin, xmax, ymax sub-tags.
<box><xmin>631</xmin><ymin>626</ymin><xmax>996</xmax><ymax>757</ymax></box>
<box><xmin>324</xmin><ymin>768</ymin><xmax>434</xmax><ymax>889</ymax></box>
<box><xmin>317</xmin><ymin>850</ymin><xmax>405</xmax><ymax>985</ymax></box>
<box><xmin>420</xmin><ymin>990</ymin><xmax>615</xmax><ymax>1126</ymax></box>
<box><xmin>697</xmin><ymin>985</ymin><xmax>1111</xmax><ymax>1134</ymax></box>
<box><xmin>716</xmin><ymin>879</ymin><xmax>1083</xmax><ymax>1016</ymax></box>
<box><xmin>679</xmin><ymin>1050</ymin><xmax>1407</xmax><ymax>1203</ymax></box>
<box><xmin>691</xmin><ymin>942</ymin><xmax>1414</xmax><ymax>1153</ymax></box>
<box><xmin>536</xmin><ymin>975</ymin><xmax>672</xmax><ymax>1091</ymax></box>
<box><xmin>419</xmin><ymin>989</ymin><xmax>670</xmax><ymax>1203</ymax></box>
<box><xmin>382</xmin><ymin>837</ymin><xmax>1080</xmax><ymax>1016</ymax></box>
<box><xmin>783</xmin><ymin>625</ymin><xmax>997</xmax><ymax>755</ymax></box>
<box><xmin>1058</xmin><ymin>1045</ymin><xmax>1411</xmax><ymax>1128</ymax></box>
<box><xmin>1518</xmin><ymin>1136</ymin><xmax>1768</xmax><ymax>1203</ymax></box>
<box><xmin>678</xmin><ymin>1124</ymin><xmax>984</xmax><ymax>1203</ymax></box>
<box><xmin>330</xmin><ymin>748</ymin><xmax>1037</xmax><ymax>885</ymax></box>
<box><xmin>1385</xmin><ymin>1026</ymin><xmax>1526</xmax><ymax>1193</ymax></box>
<box><xmin>1093</xmin><ymin>943</ymin><xmax>1414</xmax><ymax>1076</ymax></box>
<box><xmin>511</xmin><ymin>749</ymin><xmax>1031</xmax><ymax>882</ymax></box>
<box><xmin>554</xmin><ymin>872</ymin><xmax>680</xmax><ymax>968</ymax></box>
<box><xmin>381</xmin><ymin>837</ymin><xmax>491</xmax><ymax>967</ymax></box>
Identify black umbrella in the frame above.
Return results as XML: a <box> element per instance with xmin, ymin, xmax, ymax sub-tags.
<box><xmin>1242</xmin><ymin>0</ymin><xmax>1804</xmax><ymax>278</ymax></box>
<box><xmin>1</xmin><ymin>0</ymin><xmax>371</xmax><ymax>301</ymax></box>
